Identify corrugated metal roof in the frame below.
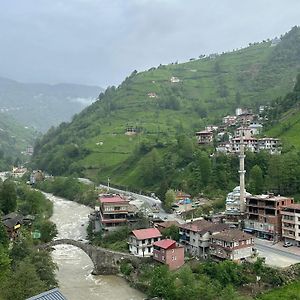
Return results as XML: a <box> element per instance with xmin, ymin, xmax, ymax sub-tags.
<box><xmin>26</xmin><ymin>288</ymin><xmax>67</xmax><ymax>300</ymax></box>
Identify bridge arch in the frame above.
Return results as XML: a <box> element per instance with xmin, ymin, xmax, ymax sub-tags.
<box><xmin>40</xmin><ymin>238</ymin><xmax>148</xmax><ymax>275</ymax></box>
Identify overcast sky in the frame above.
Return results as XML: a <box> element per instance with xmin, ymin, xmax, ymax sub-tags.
<box><xmin>0</xmin><ymin>0</ymin><xmax>299</xmax><ymax>87</ymax></box>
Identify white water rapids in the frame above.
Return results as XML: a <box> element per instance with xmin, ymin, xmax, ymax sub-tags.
<box><xmin>46</xmin><ymin>193</ymin><xmax>144</xmax><ymax>300</ymax></box>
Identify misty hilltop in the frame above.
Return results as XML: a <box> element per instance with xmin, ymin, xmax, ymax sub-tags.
<box><xmin>0</xmin><ymin>77</ymin><xmax>102</xmax><ymax>132</ymax></box>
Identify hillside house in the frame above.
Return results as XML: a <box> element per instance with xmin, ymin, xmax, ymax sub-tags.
<box><xmin>1</xmin><ymin>213</ymin><xmax>23</xmax><ymax>240</ymax></box>
<box><xmin>235</xmin><ymin>127</ymin><xmax>253</xmax><ymax>139</ymax></box>
<box><xmin>249</xmin><ymin>123</ymin><xmax>263</xmax><ymax>135</ymax></box>
<box><xmin>257</xmin><ymin>138</ymin><xmax>281</xmax><ymax>154</ymax></box>
<box><xmin>210</xmin><ymin>229</ymin><xmax>254</xmax><ymax>261</ymax></box>
<box><xmin>196</xmin><ymin>130</ymin><xmax>213</xmax><ymax>144</ymax></box>
<box><xmin>281</xmin><ymin>204</ymin><xmax>300</xmax><ymax>246</ymax></box>
<box><xmin>155</xmin><ymin>220</ymin><xmax>180</xmax><ymax>233</ymax></box>
<box><xmin>153</xmin><ymin>239</ymin><xmax>184</xmax><ymax>270</ymax></box>
<box><xmin>231</xmin><ymin>137</ymin><xmax>258</xmax><ymax>153</ymax></box>
<box><xmin>223</xmin><ymin>115</ymin><xmax>237</xmax><ymax>126</ymax></box>
<box><xmin>179</xmin><ymin>219</ymin><xmax>229</xmax><ymax>257</ymax></box>
<box><xmin>244</xmin><ymin>194</ymin><xmax>294</xmax><ymax>240</ymax></box>
<box><xmin>170</xmin><ymin>76</ymin><xmax>180</xmax><ymax>83</ymax></box>
<box><xmin>128</xmin><ymin>228</ymin><xmax>162</xmax><ymax>257</ymax></box>
<box><xmin>125</xmin><ymin>126</ymin><xmax>137</xmax><ymax>136</ymax></box>
<box><xmin>237</xmin><ymin>113</ymin><xmax>255</xmax><ymax>125</ymax></box>
<box><xmin>147</xmin><ymin>92</ymin><xmax>157</xmax><ymax>98</ymax></box>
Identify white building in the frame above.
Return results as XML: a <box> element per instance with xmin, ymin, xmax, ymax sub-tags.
<box><xmin>281</xmin><ymin>204</ymin><xmax>300</xmax><ymax>246</ymax></box>
<box><xmin>257</xmin><ymin>138</ymin><xmax>281</xmax><ymax>154</ymax></box>
<box><xmin>170</xmin><ymin>76</ymin><xmax>180</xmax><ymax>83</ymax></box>
<box><xmin>225</xmin><ymin>186</ymin><xmax>251</xmax><ymax>216</ymax></box>
<box><xmin>249</xmin><ymin>123</ymin><xmax>263</xmax><ymax>136</ymax></box>
<box><xmin>128</xmin><ymin>228</ymin><xmax>162</xmax><ymax>257</ymax></box>
<box><xmin>231</xmin><ymin>137</ymin><xmax>258</xmax><ymax>153</ymax></box>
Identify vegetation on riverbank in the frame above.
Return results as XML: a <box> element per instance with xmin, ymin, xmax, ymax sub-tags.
<box><xmin>0</xmin><ymin>180</ymin><xmax>58</xmax><ymax>300</ymax></box>
<box><xmin>121</xmin><ymin>258</ymin><xmax>300</xmax><ymax>300</ymax></box>
<box><xmin>35</xmin><ymin>176</ymin><xmax>98</xmax><ymax>207</ymax></box>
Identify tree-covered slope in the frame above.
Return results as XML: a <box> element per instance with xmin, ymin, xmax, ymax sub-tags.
<box><xmin>32</xmin><ymin>26</ymin><xmax>300</xmax><ymax>189</ymax></box>
<box><xmin>0</xmin><ymin>113</ymin><xmax>36</xmax><ymax>169</ymax></box>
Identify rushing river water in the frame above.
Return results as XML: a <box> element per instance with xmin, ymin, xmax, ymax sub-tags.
<box><xmin>47</xmin><ymin>193</ymin><xmax>145</xmax><ymax>300</ymax></box>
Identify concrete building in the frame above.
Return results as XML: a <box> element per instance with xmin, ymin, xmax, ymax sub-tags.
<box><xmin>257</xmin><ymin>138</ymin><xmax>281</xmax><ymax>154</ymax></box>
<box><xmin>128</xmin><ymin>228</ymin><xmax>162</xmax><ymax>257</ymax></box>
<box><xmin>223</xmin><ymin>115</ymin><xmax>237</xmax><ymax>126</ymax></box>
<box><xmin>179</xmin><ymin>220</ymin><xmax>228</xmax><ymax>257</ymax></box>
<box><xmin>281</xmin><ymin>204</ymin><xmax>300</xmax><ymax>246</ymax></box>
<box><xmin>244</xmin><ymin>194</ymin><xmax>294</xmax><ymax>240</ymax></box>
<box><xmin>210</xmin><ymin>229</ymin><xmax>254</xmax><ymax>261</ymax></box>
<box><xmin>153</xmin><ymin>239</ymin><xmax>184</xmax><ymax>270</ymax></box>
<box><xmin>196</xmin><ymin>130</ymin><xmax>213</xmax><ymax>144</ymax></box>
<box><xmin>231</xmin><ymin>137</ymin><xmax>258</xmax><ymax>153</ymax></box>
<box><xmin>98</xmin><ymin>194</ymin><xmax>131</xmax><ymax>229</ymax></box>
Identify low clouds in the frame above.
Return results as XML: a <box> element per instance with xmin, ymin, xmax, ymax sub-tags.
<box><xmin>0</xmin><ymin>0</ymin><xmax>300</xmax><ymax>87</ymax></box>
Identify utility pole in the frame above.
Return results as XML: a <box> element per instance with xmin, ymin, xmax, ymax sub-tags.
<box><xmin>107</xmin><ymin>177</ymin><xmax>110</xmax><ymax>189</ymax></box>
<box><xmin>239</xmin><ymin>132</ymin><xmax>246</xmax><ymax>214</ymax></box>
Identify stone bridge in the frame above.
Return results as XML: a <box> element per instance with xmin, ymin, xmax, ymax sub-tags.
<box><xmin>39</xmin><ymin>238</ymin><xmax>149</xmax><ymax>275</ymax></box>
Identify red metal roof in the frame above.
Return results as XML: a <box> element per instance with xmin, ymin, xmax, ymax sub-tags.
<box><xmin>132</xmin><ymin>228</ymin><xmax>162</xmax><ymax>240</ymax></box>
<box><xmin>99</xmin><ymin>195</ymin><xmax>127</xmax><ymax>203</ymax></box>
<box><xmin>153</xmin><ymin>239</ymin><xmax>176</xmax><ymax>249</ymax></box>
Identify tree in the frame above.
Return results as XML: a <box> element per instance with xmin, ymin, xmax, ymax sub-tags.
<box><xmin>0</xmin><ymin>246</ymin><xmax>11</xmax><ymax>281</ymax></box>
<box><xmin>35</xmin><ymin>220</ymin><xmax>58</xmax><ymax>243</ymax></box>
<box><xmin>0</xmin><ymin>180</ymin><xmax>17</xmax><ymax>214</ymax></box>
<box><xmin>0</xmin><ymin>223</ymin><xmax>9</xmax><ymax>249</ymax></box>
<box><xmin>164</xmin><ymin>189</ymin><xmax>176</xmax><ymax>211</ymax></box>
<box><xmin>248</xmin><ymin>165</ymin><xmax>264</xmax><ymax>194</ymax></box>
<box><xmin>161</xmin><ymin>225</ymin><xmax>179</xmax><ymax>241</ymax></box>
<box><xmin>148</xmin><ymin>266</ymin><xmax>176</xmax><ymax>300</ymax></box>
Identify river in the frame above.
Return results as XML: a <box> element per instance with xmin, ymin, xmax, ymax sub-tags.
<box><xmin>47</xmin><ymin>193</ymin><xmax>145</xmax><ymax>300</ymax></box>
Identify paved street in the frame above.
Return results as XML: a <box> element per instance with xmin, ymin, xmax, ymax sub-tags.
<box><xmin>255</xmin><ymin>238</ymin><xmax>300</xmax><ymax>267</ymax></box>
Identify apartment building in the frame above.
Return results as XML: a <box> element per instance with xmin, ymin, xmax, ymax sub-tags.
<box><xmin>179</xmin><ymin>219</ymin><xmax>228</xmax><ymax>257</ymax></box>
<box><xmin>281</xmin><ymin>204</ymin><xmax>300</xmax><ymax>246</ymax></box>
<box><xmin>98</xmin><ymin>194</ymin><xmax>131</xmax><ymax>229</ymax></box>
<box><xmin>244</xmin><ymin>194</ymin><xmax>294</xmax><ymax>240</ymax></box>
<box><xmin>210</xmin><ymin>229</ymin><xmax>254</xmax><ymax>261</ymax></box>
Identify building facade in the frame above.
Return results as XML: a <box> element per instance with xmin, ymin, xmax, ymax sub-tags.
<box><xmin>98</xmin><ymin>194</ymin><xmax>130</xmax><ymax>229</ymax></box>
<box><xmin>128</xmin><ymin>228</ymin><xmax>162</xmax><ymax>257</ymax></box>
<box><xmin>153</xmin><ymin>239</ymin><xmax>184</xmax><ymax>270</ymax></box>
<box><xmin>244</xmin><ymin>194</ymin><xmax>294</xmax><ymax>240</ymax></box>
<box><xmin>210</xmin><ymin>229</ymin><xmax>254</xmax><ymax>261</ymax></box>
<box><xmin>179</xmin><ymin>220</ymin><xmax>228</xmax><ymax>257</ymax></box>
<box><xmin>281</xmin><ymin>204</ymin><xmax>300</xmax><ymax>246</ymax></box>
<box><xmin>196</xmin><ymin>130</ymin><xmax>213</xmax><ymax>144</ymax></box>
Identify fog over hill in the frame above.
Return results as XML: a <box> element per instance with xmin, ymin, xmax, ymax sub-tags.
<box><xmin>0</xmin><ymin>76</ymin><xmax>102</xmax><ymax>132</ymax></box>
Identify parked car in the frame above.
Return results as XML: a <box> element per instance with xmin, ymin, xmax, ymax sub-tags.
<box><xmin>283</xmin><ymin>241</ymin><xmax>293</xmax><ymax>247</ymax></box>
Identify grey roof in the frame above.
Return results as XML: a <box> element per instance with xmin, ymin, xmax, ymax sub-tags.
<box><xmin>26</xmin><ymin>288</ymin><xmax>67</xmax><ymax>300</ymax></box>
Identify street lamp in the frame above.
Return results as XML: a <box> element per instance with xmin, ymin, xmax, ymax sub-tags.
<box><xmin>107</xmin><ymin>177</ymin><xmax>110</xmax><ymax>188</ymax></box>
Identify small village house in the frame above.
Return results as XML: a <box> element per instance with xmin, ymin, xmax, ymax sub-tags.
<box><xmin>128</xmin><ymin>228</ymin><xmax>162</xmax><ymax>257</ymax></box>
<box><xmin>153</xmin><ymin>239</ymin><xmax>184</xmax><ymax>270</ymax></box>
<box><xmin>179</xmin><ymin>219</ymin><xmax>228</xmax><ymax>258</ymax></box>
<box><xmin>210</xmin><ymin>229</ymin><xmax>254</xmax><ymax>262</ymax></box>
<box><xmin>195</xmin><ymin>130</ymin><xmax>213</xmax><ymax>144</ymax></box>
<box><xmin>1</xmin><ymin>212</ymin><xmax>23</xmax><ymax>240</ymax></box>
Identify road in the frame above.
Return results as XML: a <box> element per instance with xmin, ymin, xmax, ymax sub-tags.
<box><xmin>97</xmin><ymin>183</ymin><xmax>184</xmax><ymax>223</ymax></box>
<box><xmin>255</xmin><ymin>238</ymin><xmax>300</xmax><ymax>267</ymax></box>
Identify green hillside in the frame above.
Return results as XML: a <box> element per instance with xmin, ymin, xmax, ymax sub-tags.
<box><xmin>0</xmin><ymin>113</ymin><xmax>36</xmax><ymax>169</ymax></box>
<box><xmin>32</xmin><ymin>26</ymin><xmax>300</xmax><ymax>192</ymax></box>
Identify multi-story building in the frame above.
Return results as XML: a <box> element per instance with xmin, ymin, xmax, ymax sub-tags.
<box><xmin>196</xmin><ymin>130</ymin><xmax>213</xmax><ymax>144</ymax></box>
<box><xmin>223</xmin><ymin>115</ymin><xmax>237</xmax><ymax>126</ymax></box>
<box><xmin>244</xmin><ymin>194</ymin><xmax>294</xmax><ymax>240</ymax></box>
<box><xmin>98</xmin><ymin>194</ymin><xmax>131</xmax><ymax>229</ymax></box>
<box><xmin>210</xmin><ymin>229</ymin><xmax>254</xmax><ymax>261</ymax></box>
<box><xmin>281</xmin><ymin>204</ymin><xmax>300</xmax><ymax>246</ymax></box>
<box><xmin>128</xmin><ymin>228</ymin><xmax>162</xmax><ymax>257</ymax></box>
<box><xmin>153</xmin><ymin>239</ymin><xmax>184</xmax><ymax>270</ymax></box>
<box><xmin>231</xmin><ymin>137</ymin><xmax>258</xmax><ymax>153</ymax></box>
<box><xmin>257</xmin><ymin>138</ymin><xmax>281</xmax><ymax>154</ymax></box>
<box><xmin>179</xmin><ymin>219</ymin><xmax>228</xmax><ymax>257</ymax></box>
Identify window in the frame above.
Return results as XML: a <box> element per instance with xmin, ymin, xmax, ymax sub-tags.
<box><xmin>162</xmin><ymin>256</ymin><xmax>165</xmax><ymax>261</ymax></box>
<box><xmin>172</xmin><ymin>256</ymin><xmax>177</xmax><ymax>261</ymax></box>
<box><xmin>172</xmin><ymin>249</ymin><xmax>175</xmax><ymax>253</ymax></box>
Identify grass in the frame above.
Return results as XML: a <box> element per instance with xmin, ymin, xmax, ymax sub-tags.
<box><xmin>257</xmin><ymin>281</ymin><xmax>300</xmax><ymax>300</ymax></box>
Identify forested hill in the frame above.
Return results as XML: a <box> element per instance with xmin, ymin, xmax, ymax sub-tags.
<box><xmin>0</xmin><ymin>113</ymin><xmax>36</xmax><ymax>169</ymax></box>
<box><xmin>0</xmin><ymin>77</ymin><xmax>102</xmax><ymax>132</ymax></box>
<box><xmin>32</xmin><ymin>26</ymin><xmax>300</xmax><ymax>190</ymax></box>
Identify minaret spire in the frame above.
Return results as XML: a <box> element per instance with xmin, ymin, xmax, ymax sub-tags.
<box><xmin>239</xmin><ymin>132</ymin><xmax>246</xmax><ymax>213</ymax></box>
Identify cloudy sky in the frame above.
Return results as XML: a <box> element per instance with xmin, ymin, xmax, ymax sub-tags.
<box><xmin>0</xmin><ymin>0</ymin><xmax>299</xmax><ymax>87</ymax></box>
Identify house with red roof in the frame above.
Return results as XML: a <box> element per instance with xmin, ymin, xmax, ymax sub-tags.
<box><xmin>128</xmin><ymin>228</ymin><xmax>162</xmax><ymax>257</ymax></box>
<box><xmin>153</xmin><ymin>239</ymin><xmax>184</xmax><ymax>270</ymax></box>
<box><xmin>98</xmin><ymin>194</ymin><xmax>131</xmax><ymax>230</ymax></box>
